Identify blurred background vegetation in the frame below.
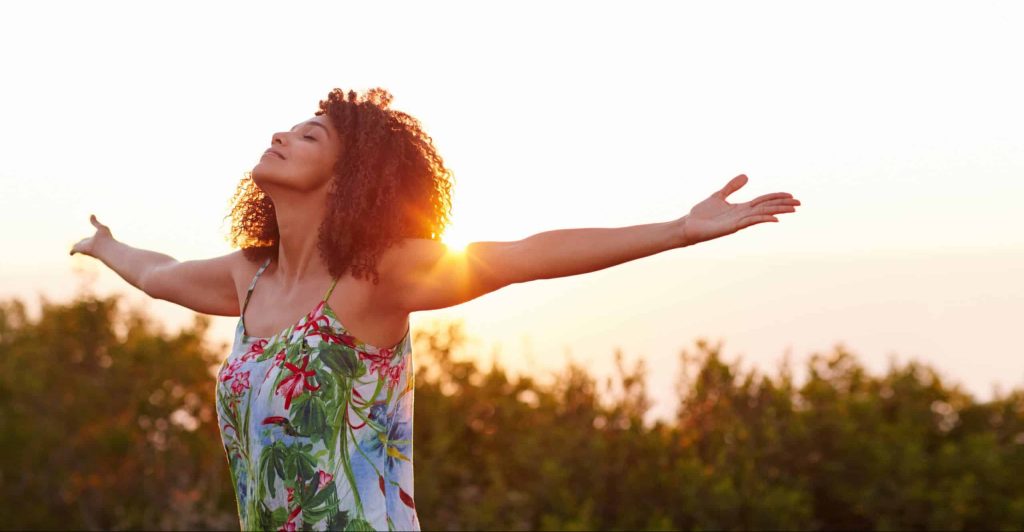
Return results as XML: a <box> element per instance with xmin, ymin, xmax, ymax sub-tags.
<box><xmin>1</xmin><ymin>291</ymin><xmax>1023</xmax><ymax>531</ymax></box>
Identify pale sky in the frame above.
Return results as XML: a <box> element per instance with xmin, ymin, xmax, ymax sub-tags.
<box><xmin>2</xmin><ymin>1</ymin><xmax>1022</xmax><ymax>424</ymax></box>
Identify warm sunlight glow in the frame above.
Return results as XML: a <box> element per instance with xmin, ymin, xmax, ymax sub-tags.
<box><xmin>440</xmin><ymin>223</ymin><xmax>471</xmax><ymax>253</ymax></box>
<box><xmin>2</xmin><ymin>1</ymin><xmax>1022</xmax><ymax>427</ymax></box>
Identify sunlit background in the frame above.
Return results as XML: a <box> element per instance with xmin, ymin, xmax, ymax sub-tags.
<box><xmin>2</xmin><ymin>0</ymin><xmax>1022</xmax><ymax>424</ymax></box>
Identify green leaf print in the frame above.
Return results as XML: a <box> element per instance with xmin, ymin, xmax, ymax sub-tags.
<box><xmin>259</xmin><ymin>441</ymin><xmax>288</xmax><ymax>498</ymax></box>
<box><xmin>326</xmin><ymin>509</ymin><xmax>350</xmax><ymax>531</ymax></box>
<box><xmin>320</xmin><ymin>343</ymin><xmax>365</xmax><ymax>379</ymax></box>
<box><xmin>291</xmin><ymin>395</ymin><xmax>328</xmax><ymax>442</ymax></box>
<box><xmin>270</xmin><ymin>506</ymin><xmax>290</xmax><ymax>527</ymax></box>
<box><xmin>256</xmin><ymin>340</ymin><xmax>283</xmax><ymax>362</ymax></box>
<box><xmin>285</xmin><ymin>442</ymin><xmax>317</xmax><ymax>485</ymax></box>
<box><xmin>301</xmin><ymin>488</ymin><xmax>340</xmax><ymax>527</ymax></box>
<box><xmin>286</xmin><ymin>340</ymin><xmax>302</xmax><ymax>360</ymax></box>
<box><xmin>334</xmin><ymin>415</ymin><xmax>364</xmax><ymax>514</ymax></box>
<box><xmin>299</xmin><ymin>471</ymin><xmax>319</xmax><ymax>502</ymax></box>
<box><xmin>345</xmin><ymin>517</ymin><xmax>375</xmax><ymax>531</ymax></box>
<box><xmin>256</xmin><ymin>500</ymin><xmax>279</xmax><ymax>530</ymax></box>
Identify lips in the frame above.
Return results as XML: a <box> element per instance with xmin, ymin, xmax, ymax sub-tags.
<box><xmin>263</xmin><ymin>148</ymin><xmax>286</xmax><ymax>160</ymax></box>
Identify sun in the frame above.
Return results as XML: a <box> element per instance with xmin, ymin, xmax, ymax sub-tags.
<box><xmin>440</xmin><ymin>223</ymin><xmax>471</xmax><ymax>253</ymax></box>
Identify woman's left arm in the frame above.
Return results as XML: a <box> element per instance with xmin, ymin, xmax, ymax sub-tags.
<box><xmin>378</xmin><ymin>173</ymin><xmax>800</xmax><ymax>312</ymax></box>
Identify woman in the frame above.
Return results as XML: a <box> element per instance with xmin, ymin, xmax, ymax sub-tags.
<box><xmin>70</xmin><ymin>87</ymin><xmax>800</xmax><ymax>531</ymax></box>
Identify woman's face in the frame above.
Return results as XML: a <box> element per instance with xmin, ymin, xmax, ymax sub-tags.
<box><xmin>251</xmin><ymin>115</ymin><xmax>342</xmax><ymax>193</ymax></box>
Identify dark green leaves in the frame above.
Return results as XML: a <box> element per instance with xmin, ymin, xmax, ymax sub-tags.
<box><xmin>320</xmin><ymin>343</ymin><xmax>365</xmax><ymax>380</ymax></box>
<box><xmin>325</xmin><ymin>509</ymin><xmax>350</xmax><ymax>531</ymax></box>
<box><xmin>291</xmin><ymin>395</ymin><xmax>328</xmax><ymax>443</ymax></box>
<box><xmin>344</xmin><ymin>517</ymin><xmax>375</xmax><ymax>531</ymax></box>
<box><xmin>258</xmin><ymin>441</ymin><xmax>288</xmax><ymax>498</ymax></box>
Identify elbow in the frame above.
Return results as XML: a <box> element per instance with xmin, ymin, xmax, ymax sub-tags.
<box><xmin>465</xmin><ymin>240</ymin><xmax>528</xmax><ymax>287</ymax></box>
<box><xmin>491</xmin><ymin>240</ymin><xmax>538</xmax><ymax>286</ymax></box>
<box><xmin>137</xmin><ymin>269</ymin><xmax>156</xmax><ymax>299</ymax></box>
<box><xmin>138</xmin><ymin>263</ymin><xmax>170</xmax><ymax>300</ymax></box>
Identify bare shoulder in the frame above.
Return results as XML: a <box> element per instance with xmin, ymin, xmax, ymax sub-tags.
<box><xmin>376</xmin><ymin>237</ymin><xmax>519</xmax><ymax>283</ymax></box>
<box><xmin>373</xmin><ymin>237</ymin><xmax>516</xmax><ymax>313</ymax></box>
<box><xmin>144</xmin><ymin>248</ymin><xmax>252</xmax><ymax>317</ymax></box>
<box><xmin>376</xmin><ymin>238</ymin><xmax>450</xmax><ymax>279</ymax></box>
<box><xmin>231</xmin><ymin>249</ymin><xmax>263</xmax><ymax>277</ymax></box>
<box><xmin>381</xmin><ymin>237</ymin><xmax>446</xmax><ymax>262</ymax></box>
<box><xmin>373</xmin><ymin>238</ymin><xmax>449</xmax><ymax>307</ymax></box>
<box><xmin>231</xmin><ymin>250</ymin><xmax>272</xmax><ymax>293</ymax></box>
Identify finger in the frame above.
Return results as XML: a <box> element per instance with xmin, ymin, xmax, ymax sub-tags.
<box><xmin>750</xmin><ymin>207</ymin><xmax>795</xmax><ymax>219</ymax></box>
<box><xmin>90</xmin><ymin>214</ymin><xmax>108</xmax><ymax>231</ymax></box>
<box><xmin>740</xmin><ymin>215</ymin><xmax>778</xmax><ymax>228</ymax></box>
<box><xmin>755</xmin><ymin>200</ymin><xmax>799</xmax><ymax>213</ymax></box>
<box><xmin>717</xmin><ymin>174</ymin><xmax>747</xmax><ymax>200</ymax></box>
<box><xmin>749</xmin><ymin>193</ymin><xmax>796</xmax><ymax>207</ymax></box>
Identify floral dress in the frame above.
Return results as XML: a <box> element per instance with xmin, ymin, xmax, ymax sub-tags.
<box><xmin>216</xmin><ymin>257</ymin><xmax>419</xmax><ymax>531</ymax></box>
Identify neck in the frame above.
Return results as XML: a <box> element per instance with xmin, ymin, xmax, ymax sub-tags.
<box><xmin>271</xmin><ymin>188</ymin><xmax>331</xmax><ymax>288</ymax></box>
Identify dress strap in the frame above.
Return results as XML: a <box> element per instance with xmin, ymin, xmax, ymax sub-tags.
<box><xmin>322</xmin><ymin>275</ymin><xmax>340</xmax><ymax>303</ymax></box>
<box><xmin>241</xmin><ymin>257</ymin><xmax>273</xmax><ymax>336</ymax></box>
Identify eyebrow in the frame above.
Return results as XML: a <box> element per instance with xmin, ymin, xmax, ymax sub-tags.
<box><xmin>290</xmin><ymin>121</ymin><xmax>331</xmax><ymax>136</ymax></box>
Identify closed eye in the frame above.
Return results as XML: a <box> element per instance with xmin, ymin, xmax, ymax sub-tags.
<box><xmin>303</xmin><ymin>135</ymin><xmax>316</xmax><ymax>141</ymax></box>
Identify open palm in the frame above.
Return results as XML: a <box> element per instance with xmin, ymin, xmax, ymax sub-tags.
<box><xmin>680</xmin><ymin>174</ymin><xmax>801</xmax><ymax>246</ymax></box>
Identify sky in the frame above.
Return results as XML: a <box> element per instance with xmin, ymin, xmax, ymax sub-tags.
<box><xmin>1</xmin><ymin>0</ymin><xmax>1022</xmax><ymax>424</ymax></box>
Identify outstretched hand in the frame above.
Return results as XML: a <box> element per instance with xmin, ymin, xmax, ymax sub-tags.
<box><xmin>70</xmin><ymin>214</ymin><xmax>113</xmax><ymax>257</ymax></box>
<box><xmin>679</xmin><ymin>174</ymin><xmax>801</xmax><ymax>246</ymax></box>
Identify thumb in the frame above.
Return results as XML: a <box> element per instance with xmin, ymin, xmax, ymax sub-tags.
<box><xmin>717</xmin><ymin>174</ymin><xmax>748</xmax><ymax>200</ymax></box>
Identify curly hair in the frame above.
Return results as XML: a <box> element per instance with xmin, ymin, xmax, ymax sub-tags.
<box><xmin>225</xmin><ymin>87</ymin><xmax>454</xmax><ymax>285</ymax></box>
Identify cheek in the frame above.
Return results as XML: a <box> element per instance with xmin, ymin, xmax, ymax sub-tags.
<box><xmin>286</xmin><ymin>157</ymin><xmax>335</xmax><ymax>187</ymax></box>
<box><xmin>312</xmin><ymin>154</ymin><xmax>338</xmax><ymax>180</ymax></box>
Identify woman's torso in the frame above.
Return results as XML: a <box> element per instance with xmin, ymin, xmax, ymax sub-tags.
<box><xmin>234</xmin><ymin>257</ymin><xmax>408</xmax><ymax>349</ymax></box>
<box><xmin>216</xmin><ymin>256</ymin><xmax>419</xmax><ymax>531</ymax></box>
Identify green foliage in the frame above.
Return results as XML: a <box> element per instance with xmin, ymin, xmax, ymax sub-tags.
<box><xmin>0</xmin><ymin>293</ymin><xmax>238</xmax><ymax>530</ymax></box>
<box><xmin>1</xmin><ymin>291</ymin><xmax>1022</xmax><ymax>530</ymax></box>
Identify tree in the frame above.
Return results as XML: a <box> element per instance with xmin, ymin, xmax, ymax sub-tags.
<box><xmin>0</xmin><ymin>293</ymin><xmax>237</xmax><ymax>530</ymax></box>
<box><xmin>2</xmin><ymin>290</ymin><xmax>1023</xmax><ymax>530</ymax></box>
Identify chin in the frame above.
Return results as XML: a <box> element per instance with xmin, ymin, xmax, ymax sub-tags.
<box><xmin>250</xmin><ymin>164</ymin><xmax>279</xmax><ymax>186</ymax></box>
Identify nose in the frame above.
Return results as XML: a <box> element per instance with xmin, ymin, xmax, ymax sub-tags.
<box><xmin>271</xmin><ymin>131</ymin><xmax>288</xmax><ymax>145</ymax></box>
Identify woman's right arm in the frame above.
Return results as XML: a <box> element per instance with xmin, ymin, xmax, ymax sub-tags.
<box><xmin>71</xmin><ymin>215</ymin><xmax>242</xmax><ymax>316</ymax></box>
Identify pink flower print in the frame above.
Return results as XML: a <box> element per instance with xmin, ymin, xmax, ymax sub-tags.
<box><xmin>286</xmin><ymin>486</ymin><xmax>295</xmax><ymax>504</ymax></box>
<box><xmin>241</xmin><ymin>338</ymin><xmax>268</xmax><ymax>362</ymax></box>
<box><xmin>278</xmin><ymin>504</ymin><xmax>301</xmax><ymax>532</ymax></box>
<box><xmin>337</xmin><ymin>333</ymin><xmax>358</xmax><ymax>348</ymax></box>
<box><xmin>309</xmin><ymin>328</ymin><xmax>353</xmax><ymax>346</ymax></box>
<box><xmin>230</xmin><ymin>370</ymin><xmax>250</xmax><ymax>395</ymax></box>
<box><xmin>359</xmin><ymin>347</ymin><xmax>402</xmax><ymax>390</ymax></box>
<box><xmin>359</xmin><ymin>347</ymin><xmax>391</xmax><ymax>375</ymax></box>
<box><xmin>275</xmin><ymin>355</ymin><xmax>320</xmax><ymax>410</ymax></box>
<box><xmin>318</xmin><ymin>329</ymin><xmax>358</xmax><ymax>348</ymax></box>
<box><xmin>219</xmin><ymin>358</ymin><xmax>244</xmax><ymax>383</ymax></box>
<box><xmin>316</xmin><ymin>469</ymin><xmax>334</xmax><ymax>491</ymax></box>
<box><xmin>262</xmin><ymin>349</ymin><xmax>287</xmax><ymax>382</ymax></box>
<box><xmin>294</xmin><ymin>301</ymin><xmax>330</xmax><ymax>337</ymax></box>
<box><xmin>387</xmin><ymin>363</ymin><xmax>402</xmax><ymax>390</ymax></box>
